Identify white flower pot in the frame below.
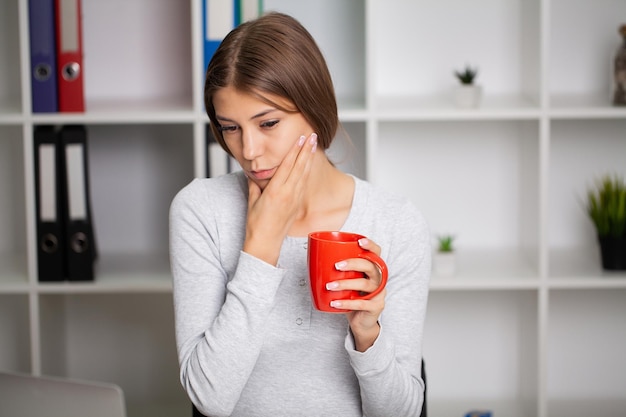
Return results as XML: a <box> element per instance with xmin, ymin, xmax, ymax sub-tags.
<box><xmin>434</xmin><ymin>252</ymin><xmax>456</xmax><ymax>277</ymax></box>
<box><xmin>454</xmin><ymin>85</ymin><xmax>482</xmax><ymax>108</ymax></box>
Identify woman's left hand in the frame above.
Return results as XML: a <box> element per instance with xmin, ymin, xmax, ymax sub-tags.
<box><xmin>327</xmin><ymin>238</ymin><xmax>386</xmax><ymax>352</ymax></box>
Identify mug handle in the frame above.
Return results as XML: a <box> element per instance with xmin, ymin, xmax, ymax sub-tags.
<box><xmin>355</xmin><ymin>252</ymin><xmax>388</xmax><ymax>300</ymax></box>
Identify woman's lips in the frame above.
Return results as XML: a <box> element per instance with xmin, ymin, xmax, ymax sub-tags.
<box><xmin>249</xmin><ymin>167</ymin><xmax>276</xmax><ymax>180</ymax></box>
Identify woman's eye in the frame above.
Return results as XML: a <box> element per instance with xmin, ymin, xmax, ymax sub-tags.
<box><xmin>261</xmin><ymin>120</ymin><xmax>279</xmax><ymax>129</ymax></box>
<box><xmin>218</xmin><ymin>125</ymin><xmax>238</xmax><ymax>133</ymax></box>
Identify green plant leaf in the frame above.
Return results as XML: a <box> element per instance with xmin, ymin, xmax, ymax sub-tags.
<box><xmin>586</xmin><ymin>174</ymin><xmax>626</xmax><ymax>238</ymax></box>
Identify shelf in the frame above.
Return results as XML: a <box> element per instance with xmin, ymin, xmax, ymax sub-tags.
<box><xmin>30</xmin><ymin>97</ymin><xmax>196</xmax><ymax>125</ymax></box>
<box><xmin>546</xmin><ymin>399</ymin><xmax>626</xmax><ymax>417</ymax></box>
<box><xmin>376</xmin><ymin>94</ymin><xmax>541</xmax><ymax>121</ymax></box>
<box><xmin>36</xmin><ymin>253</ymin><xmax>172</xmax><ymax>294</ymax></box>
<box><xmin>430</xmin><ymin>250</ymin><xmax>540</xmax><ymax>290</ymax></box>
<box><xmin>429</xmin><ymin>399</ymin><xmax>533</xmax><ymax>417</ymax></box>
<box><xmin>548</xmin><ymin>249</ymin><xmax>626</xmax><ymax>285</ymax></box>
<box><xmin>549</xmin><ymin>94</ymin><xmax>626</xmax><ymax>119</ymax></box>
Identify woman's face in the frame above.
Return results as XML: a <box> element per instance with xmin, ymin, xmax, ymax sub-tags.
<box><xmin>213</xmin><ymin>86</ymin><xmax>314</xmax><ymax>190</ymax></box>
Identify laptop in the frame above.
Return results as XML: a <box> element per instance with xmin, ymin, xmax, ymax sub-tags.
<box><xmin>0</xmin><ymin>371</ymin><xmax>126</xmax><ymax>417</ymax></box>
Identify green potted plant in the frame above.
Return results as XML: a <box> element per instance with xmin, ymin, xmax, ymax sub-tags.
<box><xmin>586</xmin><ymin>174</ymin><xmax>626</xmax><ymax>270</ymax></box>
<box><xmin>454</xmin><ymin>65</ymin><xmax>482</xmax><ymax>108</ymax></box>
<box><xmin>433</xmin><ymin>234</ymin><xmax>456</xmax><ymax>277</ymax></box>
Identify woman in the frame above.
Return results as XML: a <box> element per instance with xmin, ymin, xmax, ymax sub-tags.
<box><xmin>169</xmin><ymin>12</ymin><xmax>430</xmax><ymax>417</ymax></box>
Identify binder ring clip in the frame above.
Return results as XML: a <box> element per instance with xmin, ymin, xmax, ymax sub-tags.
<box><xmin>41</xmin><ymin>233</ymin><xmax>59</xmax><ymax>254</ymax></box>
<box><xmin>62</xmin><ymin>62</ymin><xmax>81</xmax><ymax>81</ymax></box>
<box><xmin>71</xmin><ymin>232</ymin><xmax>89</xmax><ymax>253</ymax></box>
<box><xmin>34</xmin><ymin>64</ymin><xmax>52</xmax><ymax>81</ymax></box>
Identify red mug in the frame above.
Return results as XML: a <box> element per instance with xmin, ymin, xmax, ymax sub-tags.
<box><xmin>307</xmin><ymin>231</ymin><xmax>388</xmax><ymax>313</ymax></box>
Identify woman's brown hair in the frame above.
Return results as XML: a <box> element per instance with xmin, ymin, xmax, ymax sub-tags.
<box><xmin>204</xmin><ymin>12</ymin><xmax>338</xmax><ymax>154</ymax></box>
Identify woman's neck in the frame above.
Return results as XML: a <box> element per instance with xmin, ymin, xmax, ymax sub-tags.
<box><xmin>288</xmin><ymin>151</ymin><xmax>355</xmax><ymax>236</ymax></box>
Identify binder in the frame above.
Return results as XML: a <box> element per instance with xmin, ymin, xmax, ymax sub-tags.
<box><xmin>59</xmin><ymin>125</ymin><xmax>96</xmax><ymax>281</ymax></box>
<box><xmin>238</xmin><ymin>0</ymin><xmax>263</xmax><ymax>23</ymax></box>
<box><xmin>34</xmin><ymin>126</ymin><xmax>65</xmax><ymax>281</ymax></box>
<box><xmin>55</xmin><ymin>0</ymin><xmax>85</xmax><ymax>112</ymax></box>
<box><xmin>29</xmin><ymin>0</ymin><xmax>58</xmax><ymax>113</ymax></box>
<box><xmin>206</xmin><ymin>125</ymin><xmax>230</xmax><ymax>177</ymax></box>
<box><xmin>202</xmin><ymin>0</ymin><xmax>238</xmax><ymax>74</ymax></box>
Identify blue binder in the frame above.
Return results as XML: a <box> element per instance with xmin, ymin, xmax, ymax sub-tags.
<box><xmin>202</xmin><ymin>0</ymin><xmax>238</xmax><ymax>75</ymax></box>
<box><xmin>28</xmin><ymin>0</ymin><xmax>58</xmax><ymax>113</ymax></box>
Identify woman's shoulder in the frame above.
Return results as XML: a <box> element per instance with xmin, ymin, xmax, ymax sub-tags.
<box><xmin>171</xmin><ymin>171</ymin><xmax>247</xmax><ymax>212</ymax></box>
<box><xmin>353</xmin><ymin>176</ymin><xmax>419</xmax><ymax>211</ymax></box>
<box><xmin>352</xmin><ymin>175</ymin><xmax>428</xmax><ymax>230</ymax></box>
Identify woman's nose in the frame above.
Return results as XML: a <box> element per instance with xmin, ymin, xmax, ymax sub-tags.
<box><xmin>242</xmin><ymin>129</ymin><xmax>262</xmax><ymax>160</ymax></box>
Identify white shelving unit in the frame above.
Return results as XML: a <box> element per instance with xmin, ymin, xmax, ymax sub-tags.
<box><xmin>0</xmin><ymin>0</ymin><xmax>625</xmax><ymax>416</ymax></box>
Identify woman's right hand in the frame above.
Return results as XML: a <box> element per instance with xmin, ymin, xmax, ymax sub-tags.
<box><xmin>243</xmin><ymin>133</ymin><xmax>318</xmax><ymax>265</ymax></box>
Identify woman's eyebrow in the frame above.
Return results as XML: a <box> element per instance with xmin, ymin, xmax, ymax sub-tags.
<box><xmin>216</xmin><ymin>108</ymin><xmax>278</xmax><ymax>123</ymax></box>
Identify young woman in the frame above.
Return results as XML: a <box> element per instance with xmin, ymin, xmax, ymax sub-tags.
<box><xmin>169</xmin><ymin>12</ymin><xmax>430</xmax><ymax>417</ymax></box>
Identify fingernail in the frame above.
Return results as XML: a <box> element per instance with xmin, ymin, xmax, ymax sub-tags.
<box><xmin>298</xmin><ymin>135</ymin><xmax>306</xmax><ymax>146</ymax></box>
<box><xmin>335</xmin><ymin>261</ymin><xmax>347</xmax><ymax>270</ymax></box>
<box><xmin>311</xmin><ymin>142</ymin><xmax>317</xmax><ymax>153</ymax></box>
<box><xmin>330</xmin><ymin>300</ymin><xmax>342</xmax><ymax>308</ymax></box>
<box><xmin>326</xmin><ymin>282</ymin><xmax>339</xmax><ymax>290</ymax></box>
<box><xmin>358</xmin><ymin>238</ymin><xmax>368</xmax><ymax>247</ymax></box>
<box><xmin>309</xmin><ymin>133</ymin><xmax>318</xmax><ymax>145</ymax></box>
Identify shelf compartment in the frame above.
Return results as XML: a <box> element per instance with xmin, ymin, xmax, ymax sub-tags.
<box><xmin>39</xmin><ymin>293</ymin><xmax>189</xmax><ymax>416</ymax></box>
<box><xmin>424</xmin><ymin>290</ymin><xmax>539</xmax><ymax>417</ymax></box>
<box><xmin>86</xmin><ymin>124</ymin><xmax>194</xmax><ymax>285</ymax></box>
<box><xmin>0</xmin><ymin>0</ymin><xmax>22</xmax><ymax>117</ymax></box>
<box><xmin>373</xmin><ymin>0</ymin><xmax>541</xmax><ymax>105</ymax></box>
<box><xmin>263</xmin><ymin>0</ymin><xmax>366</xmax><ymax>110</ymax></box>
<box><xmin>82</xmin><ymin>0</ymin><xmax>193</xmax><ymax>114</ymax></box>
<box><xmin>547</xmin><ymin>119</ymin><xmax>626</xmax><ymax>275</ymax></box>
<box><xmin>0</xmin><ymin>126</ymin><xmax>28</xmax><ymax>289</ymax></box>
<box><xmin>377</xmin><ymin>120</ymin><xmax>542</xmax><ymax>278</ymax></box>
<box><xmin>328</xmin><ymin>121</ymin><xmax>367</xmax><ymax>180</ymax></box>
<box><xmin>547</xmin><ymin>289</ymin><xmax>626</xmax><ymax>417</ymax></box>
<box><xmin>0</xmin><ymin>294</ymin><xmax>31</xmax><ymax>373</ymax></box>
<box><xmin>549</xmin><ymin>0</ymin><xmax>626</xmax><ymax>109</ymax></box>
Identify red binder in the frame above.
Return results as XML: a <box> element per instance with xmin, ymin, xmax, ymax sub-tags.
<box><xmin>55</xmin><ymin>0</ymin><xmax>85</xmax><ymax>112</ymax></box>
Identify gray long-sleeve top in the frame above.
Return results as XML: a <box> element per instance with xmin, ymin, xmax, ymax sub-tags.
<box><xmin>169</xmin><ymin>172</ymin><xmax>431</xmax><ymax>417</ymax></box>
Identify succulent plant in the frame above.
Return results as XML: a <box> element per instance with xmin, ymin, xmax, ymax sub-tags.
<box><xmin>437</xmin><ymin>235</ymin><xmax>455</xmax><ymax>253</ymax></box>
<box><xmin>454</xmin><ymin>65</ymin><xmax>478</xmax><ymax>85</ymax></box>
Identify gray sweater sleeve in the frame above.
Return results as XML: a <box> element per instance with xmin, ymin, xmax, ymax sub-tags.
<box><xmin>169</xmin><ymin>178</ymin><xmax>287</xmax><ymax>416</ymax></box>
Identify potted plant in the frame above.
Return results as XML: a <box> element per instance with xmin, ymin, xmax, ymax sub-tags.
<box><xmin>586</xmin><ymin>174</ymin><xmax>626</xmax><ymax>270</ymax></box>
<box><xmin>433</xmin><ymin>235</ymin><xmax>456</xmax><ymax>277</ymax></box>
<box><xmin>454</xmin><ymin>65</ymin><xmax>482</xmax><ymax>108</ymax></box>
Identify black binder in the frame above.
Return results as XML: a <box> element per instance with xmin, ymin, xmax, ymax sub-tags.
<box><xmin>59</xmin><ymin>125</ymin><xmax>97</xmax><ymax>281</ymax></box>
<box><xmin>34</xmin><ymin>126</ymin><xmax>65</xmax><ymax>282</ymax></box>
